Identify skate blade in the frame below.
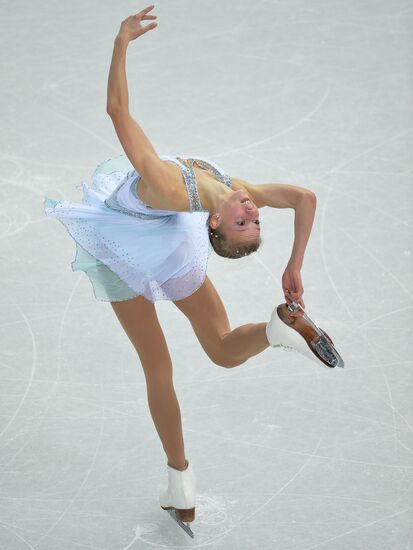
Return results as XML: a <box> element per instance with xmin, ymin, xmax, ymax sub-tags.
<box><xmin>287</xmin><ymin>302</ymin><xmax>345</xmax><ymax>368</ymax></box>
<box><xmin>162</xmin><ymin>507</ymin><xmax>194</xmax><ymax>538</ymax></box>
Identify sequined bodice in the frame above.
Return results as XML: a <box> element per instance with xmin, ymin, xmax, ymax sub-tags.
<box><xmin>103</xmin><ymin>154</ymin><xmax>232</xmax><ymax>219</ymax></box>
<box><xmin>175</xmin><ymin>156</ymin><xmax>232</xmax><ymax>212</ymax></box>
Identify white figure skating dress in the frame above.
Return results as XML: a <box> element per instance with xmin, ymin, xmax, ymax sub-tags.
<box><xmin>43</xmin><ymin>154</ymin><xmax>232</xmax><ymax>303</ymax></box>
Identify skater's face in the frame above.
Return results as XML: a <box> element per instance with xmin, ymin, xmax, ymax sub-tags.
<box><xmin>214</xmin><ymin>189</ymin><xmax>261</xmax><ymax>245</ymax></box>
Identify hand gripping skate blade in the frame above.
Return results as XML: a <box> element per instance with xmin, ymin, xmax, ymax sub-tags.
<box><xmin>162</xmin><ymin>507</ymin><xmax>194</xmax><ymax>538</ymax></box>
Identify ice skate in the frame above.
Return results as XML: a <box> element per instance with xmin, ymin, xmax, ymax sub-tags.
<box><xmin>266</xmin><ymin>302</ymin><xmax>344</xmax><ymax>369</ymax></box>
<box><xmin>159</xmin><ymin>459</ymin><xmax>196</xmax><ymax>538</ymax></box>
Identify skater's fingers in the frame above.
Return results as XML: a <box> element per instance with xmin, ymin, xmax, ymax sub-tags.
<box><xmin>138</xmin><ymin>4</ymin><xmax>156</xmax><ymax>16</ymax></box>
<box><xmin>140</xmin><ymin>21</ymin><xmax>158</xmax><ymax>33</ymax></box>
<box><xmin>285</xmin><ymin>292</ymin><xmax>306</xmax><ymax>315</ymax></box>
<box><xmin>285</xmin><ymin>296</ymin><xmax>300</xmax><ymax>316</ymax></box>
<box><xmin>285</xmin><ymin>289</ymin><xmax>298</xmax><ymax>302</ymax></box>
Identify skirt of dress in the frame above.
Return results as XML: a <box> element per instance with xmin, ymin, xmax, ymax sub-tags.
<box><xmin>43</xmin><ymin>154</ymin><xmax>211</xmax><ymax>303</ymax></box>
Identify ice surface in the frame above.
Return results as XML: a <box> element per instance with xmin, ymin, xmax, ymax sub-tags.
<box><xmin>1</xmin><ymin>0</ymin><xmax>412</xmax><ymax>548</ymax></box>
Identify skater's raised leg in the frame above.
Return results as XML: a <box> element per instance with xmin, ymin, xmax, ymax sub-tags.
<box><xmin>174</xmin><ymin>275</ymin><xmax>270</xmax><ymax>368</ymax></box>
<box><xmin>110</xmin><ymin>295</ymin><xmax>187</xmax><ymax>470</ymax></box>
<box><xmin>174</xmin><ymin>276</ymin><xmax>343</xmax><ymax>370</ymax></box>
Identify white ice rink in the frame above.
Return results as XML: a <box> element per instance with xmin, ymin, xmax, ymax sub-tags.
<box><xmin>1</xmin><ymin>0</ymin><xmax>412</xmax><ymax>548</ymax></box>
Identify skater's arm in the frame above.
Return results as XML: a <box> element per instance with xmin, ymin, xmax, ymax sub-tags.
<box><xmin>287</xmin><ymin>191</ymin><xmax>317</xmax><ymax>268</ymax></box>
<box><xmin>107</xmin><ymin>7</ymin><xmax>157</xmax><ymax>113</ymax></box>
<box><xmin>108</xmin><ymin>107</ymin><xmax>171</xmax><ymax>195</ymax></box>
<box><xmin>106</xmin><ymin>9</ymin><xmax>173</xmax><ymax>197</ymax></box>
<box><xmin>106</xmin><ymin>34</ymin><xmax>130</xmax><ymax>115</ymax></box>
<box><xmin>281</xmin><ymin>192</ymin><xmax>316</xmax><ymax>309</ymax></box>
<box><xmin>230</xmin><ymin>177</ymin><xmax>315</xmax><ymax>209</ymax></box>
<box><xmin>231</xmin><ymin>176</ymin><xmax>316</xmax><ymax>270</ymax></box>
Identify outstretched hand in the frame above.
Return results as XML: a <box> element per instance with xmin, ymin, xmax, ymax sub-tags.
<box><xmin>281</xmin><ymin>263</ymin><xmax>305</xmax><ymax>316</ymax></box>
<box><xmin>117</xmin><ymin>5</ymin><xmax>158</xmax><ymax>41</ymax></box>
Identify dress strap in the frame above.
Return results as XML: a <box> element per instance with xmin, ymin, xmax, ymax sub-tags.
<box><xmin>181</xmin><ymin>157</ymin><xmax>232</xmax><ymax>189</ymax></box>
<box><xmin>160</xmin><ymin>155</ymin><xmax>207</xmax><ymax>213</ymax></box>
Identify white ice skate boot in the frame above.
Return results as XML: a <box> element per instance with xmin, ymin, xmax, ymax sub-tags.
<box><xmin>159</xmin><ymin>459</ymin><xmax>196</xmax><ymax>538</ymax></box>
<box><xmin>266</xmin><ymin>302</ymin><xmax>344</xmax><ymax>369</ymax></box>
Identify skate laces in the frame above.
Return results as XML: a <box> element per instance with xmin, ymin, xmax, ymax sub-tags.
<box><xmin>273</xmin><ymin>343</ymin><xmax>294</xmax><ymax>352</ymax></box>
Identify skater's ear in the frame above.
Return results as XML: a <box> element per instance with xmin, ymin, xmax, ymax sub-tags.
<box><xmin>208</xmin><ymin>213</ymin><xmax>221</xmax><ymax>230</ymax></box>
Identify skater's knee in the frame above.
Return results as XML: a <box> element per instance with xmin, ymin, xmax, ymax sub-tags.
<box><xmin>212</xmin><ymin>353</ymin><xmax>245</xmax><ymax>369</ymax></box>
<box><xmin>140</xmin><ymin>358</ymin><xmax>173</xmax><ymax>381</ymax></box>
<box><xmin>204</xmin><ymin>336</ymin><xmax>246</xmax><ymax>368</ymax></box>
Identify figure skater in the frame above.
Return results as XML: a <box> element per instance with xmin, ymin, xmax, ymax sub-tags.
<box><xmin>43</xmin><ymin>6</ymin><xmax>344</xmax><ymax>538</ymax></box>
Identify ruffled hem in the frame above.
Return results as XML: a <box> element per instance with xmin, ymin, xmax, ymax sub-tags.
<box><xmin>71</xmin><ymin>241</ymin><xmax>140</xmax><ymax>302</ymax></box>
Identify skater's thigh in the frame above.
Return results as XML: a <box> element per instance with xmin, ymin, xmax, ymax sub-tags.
<box><xmin>173</xmin><ymin>276</ymin><xmax>231</xmax><ymax>364</ymax></box>
<box><xmin>110</xmin><ymin>295</ymin><xmax>172</xmax><ymax>380</ymax></box>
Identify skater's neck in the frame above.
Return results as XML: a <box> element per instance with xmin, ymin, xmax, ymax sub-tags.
<box><xmin>197</xmin><ymin>176</ymin><xmax>233</xmax><ymax>214</ymax></box>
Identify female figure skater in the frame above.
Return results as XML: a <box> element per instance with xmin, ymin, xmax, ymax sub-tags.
<box><xmin>43</xmin><ymin>6</ymin><xmax>343</xmax><ymax>538</ymax></box>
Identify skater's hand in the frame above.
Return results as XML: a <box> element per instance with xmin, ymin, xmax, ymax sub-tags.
<box><xmin>117</xmin><ymin>5</ymin><xmax>158</xmax><ymax>41</ymax></box>
<box><xmin>282</xmin><ymin>263</ymin><xmax>305</xmax><ymax>316</ymax></box>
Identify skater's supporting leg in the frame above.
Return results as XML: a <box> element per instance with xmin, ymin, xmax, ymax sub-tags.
<box><xmin>110</xmin><ymin>295</ymin><xmax>187</xmax><ymax>470</ymax></box>
<box><xmin>174</xmin><ymin>276</ymin><xmax>269</xmax><ymax>368</ymax></box>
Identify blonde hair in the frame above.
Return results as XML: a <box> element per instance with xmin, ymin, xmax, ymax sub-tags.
<box><xmin>207</xmin><ymin>214</ymin><xmax>262</xmax><ymax>259</ymax></box>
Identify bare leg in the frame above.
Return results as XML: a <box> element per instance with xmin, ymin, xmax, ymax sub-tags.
<box><xmin>174</xmin><ymin>276</ymin><xmax>270</xmax><ymax>368</ymax></box>
<box><xmin>110</xmin><ymin>275</ymin><xmax>270</xmax><ymax>468</ymax></box>
<box><xmin>110</xmin><ymin>295</ymin><xmax>186</xmax><ymax>470</ymax></box>
<box><xmin>221</xmin><ymin>322</ymin><xmax>269</xmax><ymax>365</ymax></box>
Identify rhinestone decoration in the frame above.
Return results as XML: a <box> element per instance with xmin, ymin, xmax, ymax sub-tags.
<box><xmin>184</xmin><ymin>162</ymin><xmax>204</xmax><ymax>212</ymax></box>
<box><xmin>186</xmin><ymin>158</ymin><xmax>232</xmax><ymax>189</ymax></box>
<box><xmin>176</xmin><ymin>156</ymin><xmax>232</xmax><ymax>213</ymax></box>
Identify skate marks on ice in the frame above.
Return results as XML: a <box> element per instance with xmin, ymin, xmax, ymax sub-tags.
<box><xmin>122</xmin><ymin>494</ymin><xmax>236</xmax><ymax>547</ymax></box>
<box><xmin>122</xmin><ymin>522</ymin><xmax>159</xmax><ymax>549</ymax></box>
<box><xmin>122</xmin><ymin>438</ymin><xmax>321</xmax><ymax>547</ymax></box>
